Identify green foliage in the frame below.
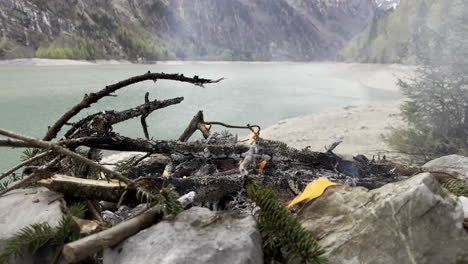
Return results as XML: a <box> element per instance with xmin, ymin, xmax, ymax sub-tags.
<box><xmin>115</xmin><ymin>156</ymin><xmax>139</xmax><ymax>174</ymax></box>
<box><xmin>246</xmin><ymin>180</ymin><xmax>327</xmax><ymax>264</ymax></box>
<box><xmin>386</xmin><ymin>0</ymin><xmax>468</xmax><ymax>163</ymax></box>
<box><xmin>70</xmin><ymin>148</ymin><xmax>101</xmax><ymax>179</ymax></box>
<box><xmin>0</xmin><ymin>206</ymin><xmax>83</xmax><ymax>264</ymax></box>
<box><xmin>339</xmin><ymin>0</ymin><xmax>455</xmax><ymax>63</ymax></box>
<box><xmin>136</xmin><ymin>185</ymin><xmax>183</xmax><ymax>216</ymax></box>
<box><xmin>116</xmin><ymin>29</ymin><xmax>175</xmax><ymax>61</ymax></box>
<box><xmin>69</xmin><ymin>202</ymin><xmax>87</xmax><ymax>219</ymax></box>
<box><xmin>442</xmin><ymin>178</ymin><xmax>468</xmax><ymax>197</ymax></box>
<box><xmin>35</xmin><ymin>33</ymin><xmax>106</xmax><ymax>60</ymax></box>
<box><xmin>0</xmin><ymin>223</ymin><xmax>53</xmax><ymax>264</ymax></box>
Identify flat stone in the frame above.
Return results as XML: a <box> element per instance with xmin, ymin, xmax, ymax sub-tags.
<box><xmin>103</xmin><ymin>207</ymin><xmax>263</xmax><ymax>264</ymax></box>
<box><xmin>0</xmin><ymin>187</ymin><xmax>65</xmax><ymax>264</ymax></box>
<box><xmin>299</xmin><ymin>173</ymin><xmax>468</xmax><ymax>264</ymax></box>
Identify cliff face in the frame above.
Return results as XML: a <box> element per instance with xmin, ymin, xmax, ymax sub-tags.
<box><xmin>339</xmin><ymin>0</ymin><xmax>464</xmax><ymax>63</ymax></box>
<box><xmin>0</xmin><ymin>0</ymin><xmax>377</xmax><ymax>61</ymax></box>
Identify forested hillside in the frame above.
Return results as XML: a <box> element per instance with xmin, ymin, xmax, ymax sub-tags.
<box><xmin>339</xmin><ymin>0</ymin><xmax>466</xmax><ymax>63</ymax></box>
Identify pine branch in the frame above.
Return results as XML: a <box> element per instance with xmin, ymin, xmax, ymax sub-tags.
<box><xmin>246</xmin><ymin>180</ymin><xmax>327</xmax><ymax>264</ymax></box>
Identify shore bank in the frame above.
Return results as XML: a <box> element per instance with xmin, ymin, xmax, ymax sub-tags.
<box><xmin>0</xmin><ymin>58</ymin><xmax>132</xmax><ymax>66</ymax></box>
<box><xmin>262</xmin><ymin>63</ymin><xmax>412</xmax><ymax>159</ymax></box>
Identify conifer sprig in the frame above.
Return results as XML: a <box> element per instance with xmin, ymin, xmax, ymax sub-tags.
<box><xmin>247</xmin><ymin>180</ymin><xmax>327</xmax><ymax>264</ymax></box>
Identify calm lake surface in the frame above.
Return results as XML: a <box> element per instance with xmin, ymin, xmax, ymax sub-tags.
<box><xmin>0</xmin><ymin>62</ymin><xmax>399</xmax><ymax>173</ymax></box>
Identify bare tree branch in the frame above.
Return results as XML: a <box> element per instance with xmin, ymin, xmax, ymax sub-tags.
<box><xmin>44</xmin><ymin>72</ymin><xmax>219</xmax><ymax>141</ymax></box>
<box><xmin>0</xmin><ymin>129</ymin><xmax>136</xmax><ymax>188</ymax></box>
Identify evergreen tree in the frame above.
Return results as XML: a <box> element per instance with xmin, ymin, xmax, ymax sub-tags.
<box><xmin>388</xmin><ymin>0</ymin><xmax>468</xmax><ymax>163</ymax></box>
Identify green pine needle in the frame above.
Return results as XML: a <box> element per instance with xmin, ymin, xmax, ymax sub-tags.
<box><xmin>247</xmin><ymin>180</ymin><xmax>327</xmax><ymax>264</ymax></box>
<box><xmin>69</xmin><ymin>202</ymin><xmax>87</xmax><ymax>219</ymax></box>
<box><xmin>0</xmin><ymin>223</ymin><xmax>54</xmax><ymax>264</ymax></box>
<box><xmin>442</xmin><ymin>178</ymin><xmax>468</xmax><ymax>197</ymax></box>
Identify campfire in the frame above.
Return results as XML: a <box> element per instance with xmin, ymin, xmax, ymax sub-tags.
<box><xmin>0</xmin><ymin>72</ymin><xmax>422</xmax><ymax>263</ymax></box>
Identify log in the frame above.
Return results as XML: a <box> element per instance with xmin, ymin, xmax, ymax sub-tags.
<box><xmin>37</xmin><ymin>173</ymin><xmax>128</xmax><ymax>202</ymax></box>
<box><xmin>62</xmin><ymin>192</ymin><xmax>196</xmax><ymax>262</ymax></box>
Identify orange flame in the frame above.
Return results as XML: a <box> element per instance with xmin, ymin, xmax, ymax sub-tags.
<box><xmin>257</xmin><ymin>160</ymin><xmax>267</xmax><ymax>175</ymax></box>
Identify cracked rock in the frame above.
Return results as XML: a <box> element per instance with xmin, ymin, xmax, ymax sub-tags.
<box><xmin>298</xmin><ymin>173</ymin><xmax>468</xmax><ymax>264</ymax></box>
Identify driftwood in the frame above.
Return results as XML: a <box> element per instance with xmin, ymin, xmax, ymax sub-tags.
<box><xmin>37</xmin><ymin>173</ymin><xmax>128</xmax><ymax>202</ymax></box>
<box><xmin>62</xmin><ymin>192</ymin><xmax>196</xmax><ymax>263</ymax></box>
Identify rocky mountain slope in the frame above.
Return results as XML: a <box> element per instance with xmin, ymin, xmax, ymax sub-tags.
<box><xmin>339</xmin><ymin>0</ymin><xmax>464</xmax><ymax>63</ymax></box>
<box><xmin>0</xmin><ymin>0</ymin><xmax>378</xmax><ymax>61</ymax></box>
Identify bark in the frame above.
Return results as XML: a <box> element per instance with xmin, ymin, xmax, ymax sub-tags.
<box><xmin>37</xmin><ymin>173</ymin><xmax>128</xmax><ymax>202</ymax></box>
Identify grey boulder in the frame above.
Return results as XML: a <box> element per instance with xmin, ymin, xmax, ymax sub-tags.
<box><xmin>299</xmin><ymin>173</ymin><xmax>468</xmax><ymax>264</ymax></box>
<box><xmin>423</xmin><ymin>154</ymin><xmax>468</xmax><ymax>179</ymax></box>
<box><xmin>103</xmin><ymin>206</ymin><xmax>263</xmax><ymax>264</ymax></box>
<box><xmin>0</xmin><ymin>187</ymin><xmax>65</xmax><ymax>264</ymax></box>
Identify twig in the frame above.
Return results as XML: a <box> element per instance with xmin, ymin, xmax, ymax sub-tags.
<box><xmin>0</xmin><ymin>150</ymin><xmax>52</xmax><ymax>182</ymax></box>
<box><xmin>131</xmin><ymin>153</ymin><xmax>152</xmax><ymax>167</ymax></box>
<box><xmin>203</xmin><ymin>121</ymin><xmax>261</xmax><ymax>136</ymax></box>
<box><xmin>44</xmin><ymin>72</ymin><xmax>219</xmax><ymax>141</ymax></box>
<box><xmin>141</xmin><ymin>92</ymin><xmax>151</xmax><ymax>139</ymax></box>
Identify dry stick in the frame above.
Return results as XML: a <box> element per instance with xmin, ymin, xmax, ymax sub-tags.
<box><xmin>0</xmin><ymin>129</ymin><xmax>136</xmax><ymax>188</ymax></box>
<box><xmin>62</xmin><ymin>191</ymin><xmax>196</xmax><ymax>263</ymax></box>
<box><xmin>44</xmin><ymin>72</ymin><xmax>217</xmax><ymax>141</ymax></box>
<box><xmin>178</xmin><ymin>111</ymin><xmax>210</xmax><ymax>142</ymax></box>
<box><xmin>0</xmin><ymin>150</ymin><xmax>52</xmax><ymax>181</ymax></box>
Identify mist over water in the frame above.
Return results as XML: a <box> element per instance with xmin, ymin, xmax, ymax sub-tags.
<box><xmin>0</xmin><ymin>62</ymin><xmax>399</xmax><ymax>173</ymax></box>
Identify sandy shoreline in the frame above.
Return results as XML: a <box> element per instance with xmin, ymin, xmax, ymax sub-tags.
<box><xmin>262</xmin><ymin>62</ymin><xmax>413</xmax><ymax>159</ymax></box>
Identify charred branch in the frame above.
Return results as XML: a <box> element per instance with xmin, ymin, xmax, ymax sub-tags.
<box><xmin>65</xmin><ymin>96</ymin><xmax>184</xmax><ymax>139</ymax></box>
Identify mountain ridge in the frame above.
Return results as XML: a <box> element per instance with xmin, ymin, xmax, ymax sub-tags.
<box><xmin>0</xmin><ymin>0</ymin><xmax>378</xmax><ymax>61</ymax></box>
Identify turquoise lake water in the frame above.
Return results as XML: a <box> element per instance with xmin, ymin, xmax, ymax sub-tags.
<box><xmin>0</xmin><ymin>62</ymin><xmax>399</xmax><ymax>173</ymax></box>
